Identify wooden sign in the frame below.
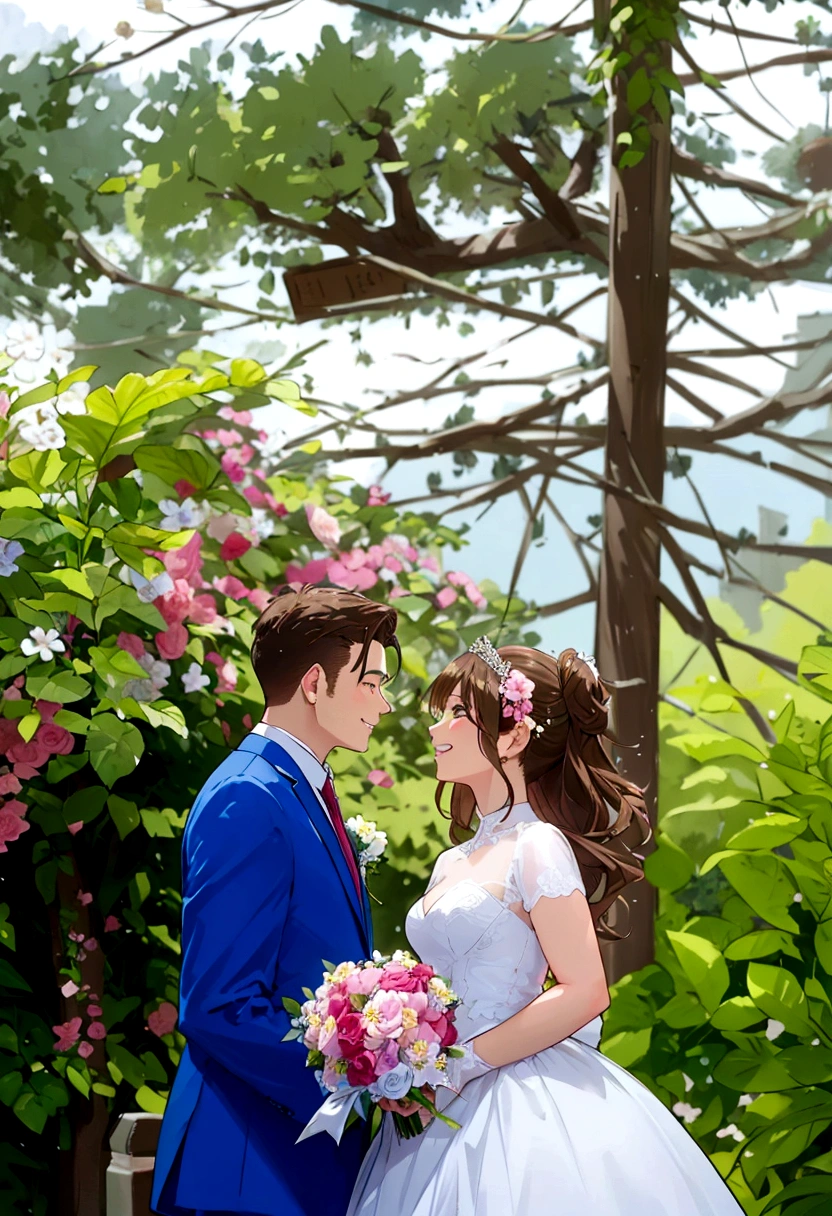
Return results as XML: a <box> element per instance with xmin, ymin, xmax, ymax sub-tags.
<box><xmin>284</xmin><ymin>256</ymin><xmax>410</xmax><ymax>322</ymax></box>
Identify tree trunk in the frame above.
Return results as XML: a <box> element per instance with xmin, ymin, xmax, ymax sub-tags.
<box><xmin>596</xmin><ymin>54</ymin><xmax>672</xmax><ymax>985</ymax></box>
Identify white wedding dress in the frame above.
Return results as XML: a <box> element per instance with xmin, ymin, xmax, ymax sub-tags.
<box><xmin>348</xmin><ymin>801</ymin><xmax>744</xmax><ymax>1216</ymax></box>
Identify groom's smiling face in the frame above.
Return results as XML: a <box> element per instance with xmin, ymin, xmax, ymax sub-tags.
<box><xmin>312</xmin><ymin>639</ymin><xmax>392</xmax><ymax>752</ymax></box>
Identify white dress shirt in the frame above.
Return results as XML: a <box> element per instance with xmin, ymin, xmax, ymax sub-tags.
<box><xmin>251</xmin><ymin>721</ymin><xmax>334</xmax><ymax>827</ymax></box>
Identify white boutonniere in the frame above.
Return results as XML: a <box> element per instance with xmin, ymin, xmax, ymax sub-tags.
<box><xmin>344</xmin><ymin>814</ymin><xmax>388</xmax><ymax>881</ymax></box>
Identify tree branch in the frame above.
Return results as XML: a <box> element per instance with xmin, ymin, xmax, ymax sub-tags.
<box><xmin>678</xmin><ymin>46</ymin><xmax>832</xmax><ymax>88</ymax></box>
<box><xmin>491</xmin><ymin>134</ymin><xmax>583</xmax><ymax>245</ymax></box>
<box><xmin>671</xmin><ymin>145</ymin><xmax>801</xmax><ymax>208</ymax></box>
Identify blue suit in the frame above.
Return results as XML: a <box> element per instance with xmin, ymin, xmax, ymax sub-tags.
<box><xmin>152</xmin><ymin>732</ymin><xmax>373</xmax><ymax>1216</ymax></box>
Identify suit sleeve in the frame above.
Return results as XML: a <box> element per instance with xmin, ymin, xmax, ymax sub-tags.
<box><xmin>178</xmin><ymin>776</ymin><xmax>319</xmax><ymax>1124</ymax></box>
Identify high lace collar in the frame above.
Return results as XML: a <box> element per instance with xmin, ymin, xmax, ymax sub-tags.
<box><xmin>471</xmin><ymin>799</ymin><xmax>539</xmax><ymax>846</ymax></box>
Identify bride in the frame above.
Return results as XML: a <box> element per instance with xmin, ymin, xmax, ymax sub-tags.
<box><xmin>347</xmin><ymin>639</ymin><xmax>744</xmax><ymax>1215</ymax></box>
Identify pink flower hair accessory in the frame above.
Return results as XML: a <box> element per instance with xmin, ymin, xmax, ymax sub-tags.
<box><xmin>468</xmin><ymin>636</ymin><xmax>543</xmax><ymax>735</ymax></box>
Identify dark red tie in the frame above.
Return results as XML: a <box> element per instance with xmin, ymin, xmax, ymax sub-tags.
<box><xmin>321</xmin><ymin>775</ymin><xmax>362</xmax><ymax>899</ymax></box>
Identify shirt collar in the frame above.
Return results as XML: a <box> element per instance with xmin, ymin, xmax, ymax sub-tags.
<box><xmin>252</xmin><ymin>721</ymin><xmax>330</xmax><ymax>791</ymax></box>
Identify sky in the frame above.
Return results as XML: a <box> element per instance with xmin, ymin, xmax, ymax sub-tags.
<box><xmin>3</xmin><ymin>0</ymin><xmax>831</xmax><ymax>658</ymax></box>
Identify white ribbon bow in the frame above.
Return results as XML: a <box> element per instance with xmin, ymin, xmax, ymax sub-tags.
<box><xmin>295</xmin><ymin>1086</ymin><xmax>367</xmax><ymax>1145</ymax></box>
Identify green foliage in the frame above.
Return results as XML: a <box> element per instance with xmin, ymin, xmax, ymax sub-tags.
<box><xmin>603</xmin><ymin>648</ymin><xmax>832</xmax><ymax>1214</ymax></box>
<box><xmin>0</xmin><ymin>351</ymin><xmax>536</xmax><ymax>1208</ymax></box>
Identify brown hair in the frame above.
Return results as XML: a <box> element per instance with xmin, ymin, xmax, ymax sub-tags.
<box><xmin>251</xmin><ymin>584</ymin><xmax>400</xmax><ymax>706</ymax></box>
<box><xmin>427</xmin><ymin>645</ymin><xmax>650</xmax><ymax>940</ymax></box>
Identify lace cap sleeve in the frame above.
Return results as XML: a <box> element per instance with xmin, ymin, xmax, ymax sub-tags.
<box><xmin>512</xmin><ymin>822</ymin><xmax>585</xmax><ymax>913</ymax></box>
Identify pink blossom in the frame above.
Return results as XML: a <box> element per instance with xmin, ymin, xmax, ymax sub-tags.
<box><xmin>367</xmin><ymin>485</ymin><xmax>391</xmax><ymax>507</ymax></box>
<box><xmin>327</xmin><ymin>557</ymin><xmax>377</xmax><ymax>591</ymax></box>
<box><xmin>163</xmin><ymin>532</ymin><xmax>204</xmax><ymax>587</ymax></box>
<box><xmin>174</xmin><ymin>479</ymin><xmax>197</xmax><ymax>499</ymax></box>
<box><xmin>87</xmin><ymin>1021</ymin><xmax>106</xmax><ymax>1041</ymax></box>
<box><xmin>213</xmin><ymin>575</ymin><xmax>248</xmax><ymax>600</ymax></box>
<box><xmin>378</xmin><ymin>965</ymin><xmax>425</xmax><ymax>996</ymax></box>
<box><xmin>220</xmin><ymin>720</ymin><xmax>231</xmax><ymax>743</ymax></box>
<box><xmin>36</xmin><ymin>723</ymin><xmax>74</xmax><ymax>755</ymax></box>
<box><xmin>104</xmin><ymin>916</ymin><xmax>121</xmax><ymax>933</ymax></box>
<box><xmin>155</xmin><ymin>579</ymin><xmax>194</xmax><ymax>627</ymax></box>
<box><xmin>0</xmin><ymin>773</ymin><xmax>21</xmax><ymax>796</ymax></box>
<box><xmin>77</xmin><ymin>890</ymin><xmax>93</xmax><ymax>906</ymax></box>
<box><xmin>219</xmin><ymin>405</ymin><xmax>253</xmax><ymax>426</ymax></box>
<box><xmin>60</xmin><ymin>980</ymin><xmax>79</xmax><ymax>998</ymax></box>
<box><xmin>244</xmin><ymin>486</ymin><xmax>268</xmax><ymax>508</ymax></box>
<box><xmin>34</xmin><ymin>700</ymin><xmax>61</xmax><ymax>723</ymax></box>
<box><xmin>156</xmin><ymin>624</ymin><xmax>189</xmax><ymax>661</ymax></box>
<box><xmin>217</xmin><ymin>428</ymin><xmax>243</xmax><ymax>447</ymax></box>
<box><xmin>246</xmin><ymin>588</ymin><xmax>272</xmax><ymax>613</ymax></box>
<box><xmin>306</xmin><ymin>504</ymin><xmax>341</xmax><ymax>549</ymax></box>
<box><xmin>420</xmin><ymin>555</ymin><xmax>439</xmax><ymax>573</ymax></box>
<box><xmin>284</xmin><ymin>558</ymin><xmax>333</xmax><ymax>586</ymax></box>
<box><xmin>0</xmin><ymin>719</ymin><xmax>21</xmax><ymax>752</ymax></box>
<box><xmin>242</xmin><ymin>713</ymin><xmax>253</xmax><ymax>730</ymax></box>
<box><xmin>367</xmin><ymin>769</ymin><xmax>394</xmax><ymax>789</ymax></box>
<box><xmin>52</xmin><ymin>1017</ymin><xmax>82</xmax><ymax>1052</ymax></box>
<box><xmin>117</xmin><ymin>632</ymin><xmax>146</xmax><ymax>660</ymax></box>
<box><xmin>69</xmin><ymin>930</ymin><xmax>85</xmax><ymax>942</ymax></box>
<box><xmin>436</xmin><ymin>587</ymin><xmax>458</xmax><ymax>610</ymax></box>
<box><xmin>2</xmin><ymin>685</ymin><xmax>21</xmax><ymax>701</ymax></box>
<box><xmin>86</xmin><ymin>1004</ymin><xmax>103</xmax><ymax>1018</ymax></box>
<box><xmin>6</xmin><ymin>739</ymin><xmax>50</xmax><ymax>769</ymax></box>
<box><xmin>221</xmin><ymin>451</ymin><xmax>246</xmax><ymax>483</ymax></box>
<box><xmin>83</xmin><ymin>938</ymin><xmax>98</xmax><ymax>952</ymax></box>
<box><xmin>362</xmin><ymin>991</ymin><xmax>405</xmax><ymax>1041</ymax></box>
<box><xmin>67</xmin><ymin>822</ymin><xmax>84</xmax><ymax>836</ymax></box>
<box><xmin>373</xmin><ymin>1039</ymin><xmax>400</xmax><ymax>1077</ymax></box>
<box><xmin>501</xmin><ymin>669</ymin><xmax>535</xmax><ymax>722</ymax></box>
<box><xmin>389</xmin><ymin>587</ymin><xmax>408</xmax><ymax>600</ymax></box>
<box><xmin>0</xmin><ymin>391</ymin><xmax>9</xmax><ymax>419</ymax></box>
<box><xmin>344</xmin><ymin>966</ymin><xmax>383</xmax><ymax>996</ymax></box>
<box><xmin>13</xmin><ymin>763</ymin><xmax>40</xmax><ymax>780</ymax></box>
<box><xmin>190</xmin><ymin>593</ymin><xmax>218</xmax><ymax>624</ymax></box>
<box><xmin>148</xmin><ymin>1001</ymin><xmax>178</xmax><ymax>1037</ymax></box>
<box><xmin>77</xmin><ymin>1041</ymin><xmax>94</xmax><ymax>1060</ymax></box>
<box><xmin>383</xmin><ymin>556</ymin><xmax>403</xmax><ymax>574</ymax></box>
<box><xmin>220</xmin><ymin>532</ymin><xmax>252</xmax><ymax>562</ymax></box>
<box><xmin>271</xmin><ymin>498</ymin><xmax>287</xmax><ymax>518</ymax></box>
<box><xmin>416</xmin><ymin>1019</ymin><xmax>442</xmax><ymax>1046</ymax></box>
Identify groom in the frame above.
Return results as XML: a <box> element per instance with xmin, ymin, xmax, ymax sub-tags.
<box><xmin>152</xmin><ymin>584</ymin><xmax>399</xmax><ymax>1216</ymax></box>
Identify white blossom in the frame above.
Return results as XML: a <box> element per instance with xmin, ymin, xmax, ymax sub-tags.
<box><xmin>715</xmin><ymin>1124</ymin><xmax>745</xmax><ymax>1142</ymax></box>
<box><xmin>21</xmin><ymin>626</ymin><xmax>66</xmax><ymax>661</ymax></box>
<box><xmin>0</xmin><ymin>539</ymin><xmax>24</xmax><ymax>577</ymax></box>
<box><xmin>138</xmin><ymin>652</ymin><xmax>171</xmax><ymax>690</ymax></box>
<box><xmin>248</xmin><ymin>506</ymin><xmax>275</xmax><ymax>542</ymax></box>
<box><xmin>181</xmin><ymin>662</ymin><xmax>210</xmax><ymax>694</ymax></box>
<box><xmin>5</xmin><ymin>321</ymin><xmax>44</xmax><ymax>363</ymax></box>
<box><xmin>125</xmin><ymin>567</ymin><xmax>175</xmax><ymax>603</ymax></box>
<box><xmin>159</xmin><ymin>497</ymin><xmax>207</xmax><ymax>531</ymax></box>
<box><xmin>53</xmin><ymin>384</ymin><xmax>89</xmax><ymax>415</ymax></box>
<box><xmin>765</xmin><ymin>1019</ymin><xmax>785</xmax><ymax>1041</ymax></box>
<box><xmin>672</xmin><ymin>1101</ymin><xmax>702</xmax><ymax>1125</ymax></box>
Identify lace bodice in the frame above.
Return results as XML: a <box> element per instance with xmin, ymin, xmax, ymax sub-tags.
<box><xmin>405</xmin><ymin>801</ymin><xmax>602</xmax><ymax>1048</ymax></box>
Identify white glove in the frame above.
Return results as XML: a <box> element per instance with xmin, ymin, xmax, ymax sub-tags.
<box><xmin>435</xmin><ymin>1041</ymin><xmax>495</xmax><ymax>1111</ymax></box>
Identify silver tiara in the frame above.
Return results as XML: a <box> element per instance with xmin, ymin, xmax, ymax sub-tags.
<box><xmin>468</xmin><ymin>636</ymin><xmax>511</xmax><ymax>679</ymax></box>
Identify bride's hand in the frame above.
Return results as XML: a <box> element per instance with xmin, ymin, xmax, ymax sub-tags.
<box><xmin>378</xmin><ymin>1085</ymin><xmax>436</xmax><ymax>1119</ymax></box>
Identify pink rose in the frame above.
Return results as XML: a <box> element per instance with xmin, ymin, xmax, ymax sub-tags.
<box><xmin>104</xmin><ymin>916</ymin><xmax>121</xmax><ymax>933</ymax></box>
<box><xmin>155</xmin><ymin>579</ymin><xmax>194</xmax><ymax>626</ymax></box>
<box><xmin>6</xmin><ymin>739</ymin><xmax>50</xmax><ymax>769</ymax></box>
<box><xmin>220</xmin><ymin>532</ymin><xmax>252</xmax><ymax>562</ymax></box>
<box><xmin>318</xmin><ymin>1018</ymin><xmax>342</xmax><ymax>1058</ymax></box>
<box><xmin>87</xmin><ymin>1021</ymin><xmax>107</xmax><ymax>1041</ymax></box>
<box><xmin>34</xmin><ymin>700</ymin><xmax>61</xmax><ymax>723</ymax></box>
<box><xmin>416</xmin><ymin>1019</ymin><xmax>442</xmax><ymax>1046</ymax></box>
<box><xmin>378</xmin><ymin>964</ymin><xmax>422</xmax><ymax>995</ymax></box>
<box><xmin>345</xmin><ymin>966</ymin><xmax>382</xmax><ymax>996</ymax></box>
<box><xmin>117</xmin><ymin>631</ymin><xmax>146</xmax><ymax>660</ymax></box>
<box><xmin>36</xmin><ymin>723</ymin><xmax>74</xmax><ymax>755</ymax></box>
<box><xmin>148</xmin><ymin>1002</ymin><xmax>178</xmax><ymax>1038</ymax></box>
<box><xmin>363</xmin><ymin>991</ymin><xmax>405</xmax><ymax>1040</ymax></box>
<box><xmin>0</xmin><ymin>773</ymin><xmax>21</xmax><ymax>796</ymax></box>
<box><xmin>52</xmin><ymin>1017</ymin><xmax>82</xmax><ymax>1052</ymax></box>
<box><xmin>306</xmin><ymin>504</ymin><xmax>341</xmax><ymax>549</ymax></box>
<box><xmin>155</xmin><ymin>623</ymin><xmax>188</xmax><ymax>661</ymax></box>
<box><xmin>163</xmin><ymin>532</ymin><xmax>204</xmax><ymax>587</ymax></box>
<box><xmin>436</xmin><ymin>587</ymin><xmax>458</xmax><ymax>610</ymax></box>
<box><xmin>327</xmin><ymin>995</ymin><xmax>350</xmax><ymax>1023</ymax></box>
<box><xmin>77</xmin><ymin>1041</ymin><xmax>94</xmax><ymax>1060</ymax></box>
<box><xmin>337</xmin><ymin>1013</ymin><xmax>367</xmax><ymax>1059</ymax></box>
<box><xmin>367</xmin><ymin>769</ymin><xmax>394</xmax><ymax>789</ymax></box>
<box><xmin>13</xmin><ymin>763</ymin><xmax>40</xmax><ymax>780</ymax></box>
<box><xmin>410</xmin><ymin>964</ymin><xmax>434</xmax><ymax>988</ymax></box>
<box><xmin>346</xmin><ymin>1050</ymin><xmax>376</xmax><ymax>1089</ymax></box>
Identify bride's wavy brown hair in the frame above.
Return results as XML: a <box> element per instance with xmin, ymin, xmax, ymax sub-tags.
<box><xmin>427</xmin><ymin>645</ymin><xmax>650</xmax><ymax>940</ymax></box>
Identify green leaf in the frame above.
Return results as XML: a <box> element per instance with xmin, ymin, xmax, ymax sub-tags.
<box><xmin>0</xmin><ymin>903</ymin><xmax>16</xmax><ymax>951</ymax></box>
<box><xmin>815</xmin><ymin>920</ymin><xmax>832</xmax><ymax>976</ymax></box>
<box><xmin>724</xmin><ymin>813</ymin><xmax>805</xmax><ymax>850</ymax></box>
<box><xmin>107</xmin><ymin>794</ymin><xmax>141</xmax><ymax>840</ymax></box>
<box><xmin>135</xmin><ymin>1085</ymin><xmax>167</xmax><ymax>1113</ymax></box>
<box><xmin>714</xmin><ymin>1039</ymin><xmax>796</xmax><ymax>1092</ymax></box>
<box><xmin>66</xmin><ymin>1065</ymin><xmax>90</xmax><ymax>1098</ymax></box>
<box><xmin>601</xmin><ymin>1026</ymin><xmax>651</xmax><ymax>1068</ymax></box>
<box><xmin>747</xmin><ymin>962</ymin><xmax>812</xmax><ymax>1035</ymax></box>
<box><xmin>0</xmin><ymin>487</ymin><xmax>42</xmax><ymax>509</ymax></box>
<box><xmin>0</xmin><ymin>1070</ymin><xmax>23</xmax><ymax>1107</ymax></box>
<box><xmin>798</xmin><ymin>643</ymin><xmax>832</xmax><ymax>704</ymax></box>
<box><xmin>719</xmin><ymin>854</ymin><xmax>799</xmax><ymax>932</ymax></box>
<box><xmin>86</xmin><ymin>714</ymin><xmax>144</xmax><ymax>786</ymax></box>
<box><xmin>644</xmin><ymin>837</ymin><xmax>695</xmax><ymax>891</ymax></box>
<box><xmin>147</xmin><ymin>924</ymin><xmax>180</xmax><ymax>954</ymax></box>
<box><xmin>36</xmin><ymin>568</ymin><xmax>95</xmax><ymax>599</ymax></box>
<box><xmin>62</xmin><ymin>786</ymin><xmax>109</xmax><ymax>828</ymax></box>
<box><xmin>17</xmin><ymin>712</ymin><xmax>40</xmax><ymax>743</ymax></box>
<box><xmin>139</xmin><ymin>700</ymin><xmax>188</xmax><ymax>738</ymax></box>
<box><xmin>626</xmin><ymin>67</ymin><xmax>651</xmax><ymax>112</ymax></box>
<box><xmin>230</xmin><ymin>358</ymin><xmax>266</xmax><ymax>388</ymax></box>
<box><xmin>400</xmin><ymin>645</ymin><xmax>429</xmax><ymax>682</ymax></box>
<box><xmin>12</xmin><ymin>1090</ymin><xmax>47</xmax><ymax>1134</ymax></box>
<box><xmin>133</xmin><ymin>443</ymin><xmax>220</xmax><ymax>491</ymax></box>
<box><xmin>27</xmin><ymin>671</ymin><xmax>91</xmax><ymax>705</ymax></box>
<box><xmin>282</xmin><ymin>997</ymin><xmax>302</xmax><ymax>1016</ymax></box>
<box><xmin>666</xmin><ymin>931</ymin><xmax>729</xmax><ymax>1014</ymax></box>
<box><xmin>710</xmin><ymin>996</ymin><xmax>764</xmax><ymax>1031</ymax></box>
<box><xmin>724</xmin><ymin>930</ymin><xmax>802</xmax><ymax>962</ymax></box>
<box><xmin>140</xmin><ymin>809</ymin><xmax>175</xmax><ymax>838</ymax></box>
<box><xmin>0</xmin><ymin>958</ymin><xmax>32</xmax><ymax>992</ymax></box>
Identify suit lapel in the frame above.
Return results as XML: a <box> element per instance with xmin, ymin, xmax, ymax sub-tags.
<box><xmin>238</xmin><ymin>734</ymin><xmax>370</xmax><ymax>953</ymax></box>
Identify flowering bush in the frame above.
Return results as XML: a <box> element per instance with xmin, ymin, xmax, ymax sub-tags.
<box><xmin>0</xmin><ymin>351</ymin><xmax>539</xmax><ymax>1212</ymax></box>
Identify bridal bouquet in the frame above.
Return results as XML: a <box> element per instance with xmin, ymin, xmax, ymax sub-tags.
<box><xmin>284</xmin><ymin>950</ymin><xmax>466</xmax><ymax>1142</ymax></box>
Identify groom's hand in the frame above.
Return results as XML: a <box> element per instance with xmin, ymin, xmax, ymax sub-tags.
<box><xmin>378</xmin><ymin>1085</ymin><xmax>435</xmax><ymax>1118</ymax></box>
